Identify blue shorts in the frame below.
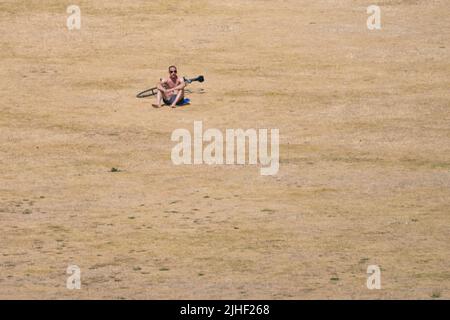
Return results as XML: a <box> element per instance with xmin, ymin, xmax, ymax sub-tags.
<box><xmin>163</xmin><ymin>95</ymin><xmax>184</xmax><ymax>105</ymax></box>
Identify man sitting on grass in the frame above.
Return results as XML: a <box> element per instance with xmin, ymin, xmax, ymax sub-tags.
<box><xmin>152</xmin><ymin>65</ymin><xmax>186</xmax><ymax>108</ymax></box>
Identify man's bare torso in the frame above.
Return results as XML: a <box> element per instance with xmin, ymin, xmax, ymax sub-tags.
<box><xmin>162</xmin><ymin>77</ymin><xmax>182</xmax><ymax>97</ymax></box>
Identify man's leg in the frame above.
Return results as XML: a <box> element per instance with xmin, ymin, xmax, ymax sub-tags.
<box><xmin>170</xmin><ymin>89</ymin><xmax>184</xmax><ymax>108</ymax></box>
<box><xmin>152</xmin><ymin>89</ymin><xmax>163</xmax><ymax>108</ymax></box>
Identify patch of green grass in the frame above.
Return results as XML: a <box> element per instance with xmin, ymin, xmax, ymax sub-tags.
<box><xmin>330</xmin><ymin>276</ymin><xmax>340</xmax><ymax>282</ymax></box>
<box><xmin>431</xmin><ymin>290</ymin><xmax>441</xmax><ymax>299</ymax></box>
<box><xmin>359</xmin><ymin>258</ymin><xmax>370</xmax><ymax>264</ymax></box>
<box><xmin>400</xmin><ymin>158</ymin><xmax>450</xmax><ymax>170</ymax></box>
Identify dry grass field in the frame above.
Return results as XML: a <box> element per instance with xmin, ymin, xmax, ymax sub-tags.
<box><xmin>0</xmin><ymin>0</ymin><xmax>449</xmax><ymax>299</ymax></box>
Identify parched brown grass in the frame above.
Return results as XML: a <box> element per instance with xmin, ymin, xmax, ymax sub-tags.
<box><xmin>0</xmin><ymin>0</ymin><xmax>449</xmax><ymax>299</ymax></box>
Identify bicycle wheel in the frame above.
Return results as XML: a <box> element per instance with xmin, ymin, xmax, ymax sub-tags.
<box><xmin>136</xmin><ymin>87</ymin><xmax>157</xmax><ymax>98</ymax></box>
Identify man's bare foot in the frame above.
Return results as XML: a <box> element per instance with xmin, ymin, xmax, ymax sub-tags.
<box><xmin>152</xmin><ymin>104</ymin><xmax>162</xmax><ymax>108</ymax></box>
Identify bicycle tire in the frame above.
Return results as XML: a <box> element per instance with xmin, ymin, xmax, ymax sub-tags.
<box><xmin>136</xmin><ymin>87</ymin><xmax>158</xmax><ymax>98</ymax></box>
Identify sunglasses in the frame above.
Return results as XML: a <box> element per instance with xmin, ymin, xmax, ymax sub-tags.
<box><xmin>170</xmin><ymin>70</ymin><xmax>177</xmax><ymax>74</ymax></box>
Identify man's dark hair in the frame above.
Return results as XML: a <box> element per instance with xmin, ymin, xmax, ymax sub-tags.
<box><xmin>168</xmin><ymin>65</ymin><xmax>177</xmax><ymax>71</ymax></box>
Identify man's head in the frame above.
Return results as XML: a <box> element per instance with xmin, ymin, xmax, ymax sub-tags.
<box><xmin>168</xmin><ymin>65</ymin><xmax>178</xmax><ymax>80</ymax></box>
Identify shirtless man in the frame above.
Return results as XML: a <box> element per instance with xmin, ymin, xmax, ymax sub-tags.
<box><xmin>152</xmin><ymin>66</ymin><xmax>186</xmax><ymax>108</ymax></box>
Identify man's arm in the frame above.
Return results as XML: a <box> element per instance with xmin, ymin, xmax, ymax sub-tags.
<box><xmin>157</xmin><ymin>79</ymin><xmax>168</xmax><ymax>92</ymax></box>
<box><xmin>168</xmin><ymin>78</ymin><xmax>186</xmax><ymax>93</ymax></box>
